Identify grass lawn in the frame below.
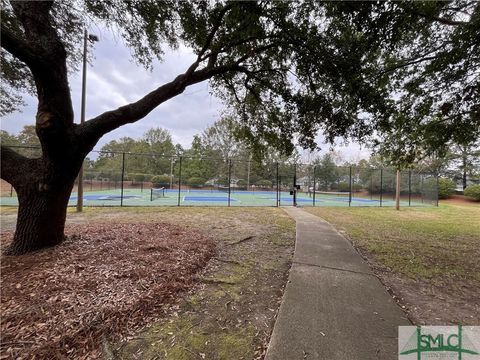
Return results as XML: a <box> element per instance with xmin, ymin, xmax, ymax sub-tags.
<box><xmin>1</xmin><ymin>207</ymin><xmax>295</xmax><ymax>359</ymax></box>
<box><xmin>305</xmin><ymin>203</ymin><xmax>480</xmax><ymax>325</ymax></box>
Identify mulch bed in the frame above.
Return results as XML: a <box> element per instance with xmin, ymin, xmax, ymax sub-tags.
<box><xmin>441</xmin><ymin>194</ymin><xmax>479</xmax><ymax>205</ymax></box>
<box><xmin>0</xmin><ymin>223</ymin><xmax>215</xmax><ymax>359</ymax></box>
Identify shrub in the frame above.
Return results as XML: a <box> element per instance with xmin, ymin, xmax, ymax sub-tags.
<box><xmin>464</xmin><ymin>184</ymin><xmax>480</xmax><ymax>201</ymax></box>
<box><xmin>188</xmin><ymin>177</ymin><xmax>205</xmax><ymax>188</ymax></box>
<box><xmin>236</xmin><ymin>179</ymin><xmax>247</xmax><ymax>186</ymax></box>
<box><xmin>334</xmin><ymin>182</ymin><xmax>361</xmax><ymax>192</ymax></box>
<box><xmin>151</xmin><ymin>175</ymin><xmax>171</xmax><ymax>188</ymax></box>
<box><xmin>130</xmin><ymin>173</ymin><xmax>148</xmax><ymax>183</ymax></box>
<box><xmin>256</xmin><ymin>179</ymin><xmax>273</xmax><ymax>188</ymax></box>
<box><xmin>215</xmin><ymin>176</ymin><xmax>229</xmax><ymax>186</ymax></box>
<box><xmin>438</xmin><ymin>178</ymin><xmax>456</xmax><ymax>199</ymax></box>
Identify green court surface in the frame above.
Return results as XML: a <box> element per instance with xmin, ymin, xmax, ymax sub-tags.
<box><xmin>0</xmin><ymin>188</ymin><xmax>436</xmax><ymax>207</ymax></box>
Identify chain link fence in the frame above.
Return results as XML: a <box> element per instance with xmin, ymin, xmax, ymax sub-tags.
<box><xmin>0</xmin><ymin>146</ymin><xmax>438</xmax><ymax>207</ymax></box>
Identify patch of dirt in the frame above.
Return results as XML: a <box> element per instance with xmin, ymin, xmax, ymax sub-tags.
<box><xmin>352</xmin><ymin>245</ymin><xmax>480</xmax><ymax>326</ymax></box>
<box><xmin>0</xmin><ymin>223</ymin><xmax>215</xmax><ymax>359</ymax></box>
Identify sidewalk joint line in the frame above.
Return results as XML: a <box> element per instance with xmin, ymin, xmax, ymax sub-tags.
<box><xmin>292</xmin><ymin>260</ymin><xmax>374</xmax><ymax>277</ymax></box>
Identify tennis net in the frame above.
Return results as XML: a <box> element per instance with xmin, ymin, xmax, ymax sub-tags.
<box><xmin>150</xmin><ymin>187</ymin><xmax>166</xmax><ymax>201</ymax></box>
<box><xmin>217</xmin><ymin>185</ymin><xmax>230</xmax><ymax>193</ymax></box>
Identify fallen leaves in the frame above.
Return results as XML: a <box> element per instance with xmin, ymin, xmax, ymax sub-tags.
<box><xmin>0</xmin><ymin>222</ymin><xmax>215</xmax><ymax>359</ymax></box>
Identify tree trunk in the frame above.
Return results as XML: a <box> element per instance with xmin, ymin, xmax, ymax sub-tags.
<box><xmin>4</xmin><ymin>181</ymin><xmax>74</xmax><ymax>256</ymax></box>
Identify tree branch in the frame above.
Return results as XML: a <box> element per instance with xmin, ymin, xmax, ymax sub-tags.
<box><xmin>78</xmin><ymin>62</ymin><xmax>243</xmax><ymax>148</ymax></box>
<box><xmin>0</xmin><ymin>25</ymin><xmax>38</xmax><ymax>67</ymax></box>
<box><xmin>197</xmin><ymin>3</ymin><xmax>234</xmax><ymax>61</ymax></box>
<box><xmin>0</xmin><ymin>145</ymin><xmax>29</xmax><ymax>185</ymax></box>
<box><xmin>378</xmin><ymin>55</ymin><xmax>439</xmax><ymax>76</ymax></box>
<box><xmin>403</xmin><ymin>6</ymin><xmax>470</xmax><ymax>26</ymax></box>
<box><xmin>10</xmin><ymin>1</ymin><xmax>74</xmax><ymax>131</ymax></box>
<box><xmin>416</xmin><ymin>13</ymin><xmax>469</xmax><ymax>26</ymax></box>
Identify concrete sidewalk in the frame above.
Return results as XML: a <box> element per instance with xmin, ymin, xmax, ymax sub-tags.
<box><xmin>265</xmin><ymin>207</ymin><xmax>410</xmax><ymax>360</ymax></box>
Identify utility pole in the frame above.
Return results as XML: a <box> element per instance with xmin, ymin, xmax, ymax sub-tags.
<box><xmin>76</xmin><ymin>29</ymin><xmax>98</xmax><ymax>212</ymax></box>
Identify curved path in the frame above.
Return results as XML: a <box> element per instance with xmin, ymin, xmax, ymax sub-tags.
<box><xmin>265</xmin><ymin>207</ymin><xmax>410</xmax><ymax>360</ymax></box>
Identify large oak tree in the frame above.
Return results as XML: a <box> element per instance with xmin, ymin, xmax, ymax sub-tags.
<box><xmin>1</xmin><ymin>0</ymin><xmax>479</xmax><ymax>254</ymax></box>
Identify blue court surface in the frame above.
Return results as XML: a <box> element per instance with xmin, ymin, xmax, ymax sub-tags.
<box><xmin>69</xmin><ymin>194</ymin><xmax>139</xmax><ymax>201</ymax></box>
<box><xmin>0</xmin><ymin>188</ymin><xmax>433</xmax><ymax>207</ymax></box>
<box><xmin>184</xmin><ymin>196</ymin><xmax>237</xmax><ymax>202</ymax></box>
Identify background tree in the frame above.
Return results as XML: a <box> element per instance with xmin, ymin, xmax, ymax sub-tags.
<box><xmin>312</xmin><ymin>153</ymin><xmax>338</xmax><ymax>190</ymax></box>
<box><xmin>451</xmin><ymin>141</ymin><xmax>480</xmax><ymax>190</ymax></box>
<box><xmin>1</xmin><ymin>1</ymin><xmax>479</xmax><ymax>254</ymax></box>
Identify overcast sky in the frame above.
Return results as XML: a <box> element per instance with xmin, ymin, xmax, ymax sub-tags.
<box><xmin>0</xmin><ymin>27</ymin><xmax>370</xmax><ymax>163</ymax></box>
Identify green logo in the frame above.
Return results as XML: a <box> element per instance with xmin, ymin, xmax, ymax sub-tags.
<box><xmin>399</xmin><ymin>326</ymin><xmax>480</xmax><ymax>360</ymax></box>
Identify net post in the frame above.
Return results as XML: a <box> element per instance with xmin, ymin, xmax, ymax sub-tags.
<box><xmin>150</xmin><ymin>188</ymin><xmax>153</xmax><ymax>202</ymax></box>
<box><xmin>436</xmin><ymin>172</ymin><xmax>439</xmax><ymax>207</ymax></box>
<box><xmin>408</xmin><ymin>170</ymin><xmax>412</xmax><ymax>206</ymax></box>
<box><xmin>10</xmin><ymin>185</ymin><xmax>13</xmax><ymax>197</ymax></box>
<box><xmin>380</xmin><ymin>168</ymin><xmax>383</xmax><ymax>207</ymax></box>
<box><xmin>313</xmin><ymin>165</ymin><xmax>316</xmax><ymax>207</ymax></box>
<box><xmin>228</xmin><ymin>159</ymin><xmax>232</xmax><ymax>207</ymax></box>
<box><xmin>349</xmin><ymin>166</ymin><xmax>352</xmax><ymax>207</ymax></box>
<box><xmin>120</xmin><ymin>152</ymin><xmax>125</xmax><ymax>207</ymax></box>
<box><xmin>276</xmin><ymin>162</ymin><xmax>279</xmax><ymax>207</ymax></box>
<box><xmin>177</xmin><ymin>156</ymin><xmax>182</xmax><ymax>206</ymax></box>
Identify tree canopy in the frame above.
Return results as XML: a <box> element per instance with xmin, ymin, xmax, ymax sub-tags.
<box><xmin>2</xmin><ymin>1</ymin><xmax>478</xmax><ymax>163</ymax></box>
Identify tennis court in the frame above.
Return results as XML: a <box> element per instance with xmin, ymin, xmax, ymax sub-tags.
<box><xmin>0</xmin><ymin>187</ymin><xmax>434</xmax><ymax>207</ymax></box>
<box><xmin>0</xmin><ymin>147</ymin><xmax>439</xmax><ymax>208</ymax></box>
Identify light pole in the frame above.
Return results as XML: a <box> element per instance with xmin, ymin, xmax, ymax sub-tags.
<box><xmin>77</xmin><ymin>29</ymin><xmax>99</xmax><ymax>212</ymax></box>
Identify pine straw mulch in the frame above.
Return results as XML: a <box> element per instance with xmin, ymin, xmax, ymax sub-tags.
<box><xmin>0</xmin><ymin>222</ymin><xmax>216</xmax><ymax>359</ymax></box>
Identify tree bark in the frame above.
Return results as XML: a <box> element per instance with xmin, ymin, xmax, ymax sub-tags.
<box><xmin>4</xmin><ymin>179</ymin><xmax>74</xmax><ymax>256</ymax></box>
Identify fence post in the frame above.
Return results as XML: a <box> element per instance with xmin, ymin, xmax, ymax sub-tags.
<box><xmin>276</xmin><ymin>162</ymin><xmax>280</xmax><ymax>207</ymax></box>
<box><xmin>408</xmin><ymin>170</ymin><xmax>412</xmax><ymax>206</ymax></box>
<box><xmin>380</xmin><ymin>168</ymin><xmax>383</xmax><ymax>207</ymax></box>
<box><xmin>170</xmin><ymin>156</ymin><xmax>174</xmax><ymax>189</ymax></box>
<box><xmin>349</xmin><ymin>166</ymin><xmax>352</xmax><ymax>207</ymax></box>
<box><xmin>370</xmin><ymin>174</ymin><xmax>373</xmax><ymax>200</ymax></box>
<box><xmin>228</xmin><ymin>159</ymin><xmax>232</xmax><ymax>207</ymax></box>
<box><xmin>313</xmin><ymin>165</ymin><xmax>316</xmax><ymax>207</ymax></box>
<box><xmin>177</xmin><ymin>156</ymin><xmax>182</xmax><ymax>206</ymax></box>
<box><xmin>436</xmin><ymin>173</ymin><xmax>439</xmax><ymax>207</ymax></box>
<box><xmin>120</xmin><ymin>152</ymin><xmax>125</xmax><ymax>207</ymax></box>
<box><xmin>421</xmin><ymin>175</ymin><xmax>424</xmax><ymax>204</ymax></box>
